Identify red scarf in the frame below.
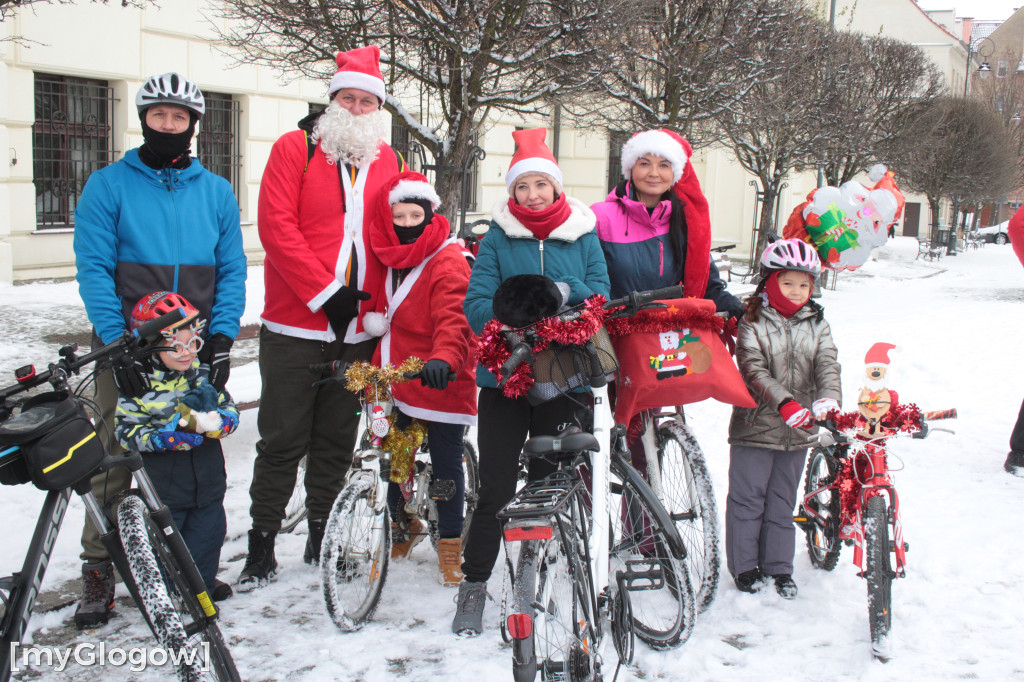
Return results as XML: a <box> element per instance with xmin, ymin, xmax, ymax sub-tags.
<box><xmin>370</xmin><ymin>213</ymin><xmax>451</xmax><ymax>270</ymax></box>
<box><xmin>765</xmin><ymin>271</ymin><xmax>809</xmax><ymax>318</ymax></box>
<box><xmin>507</xmin><ymin>193</ymin><xmax>572</xmax><ymax>240</ymax></box>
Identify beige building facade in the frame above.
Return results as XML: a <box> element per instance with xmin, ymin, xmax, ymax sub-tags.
<box><xmin>0</xmin><ymin>0</ymin><xmax>976</xmax><ymax>283</ymax></box>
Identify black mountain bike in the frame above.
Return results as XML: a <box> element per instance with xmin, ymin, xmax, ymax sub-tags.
<box><xmin>0</xmin><ymin>311</ymin><xmax>240</xmax><ymax>682</ymax></box>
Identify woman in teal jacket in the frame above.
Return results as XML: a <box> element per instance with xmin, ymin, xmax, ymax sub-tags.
<box><xmin>453</xmin><ymin>128</ymin><xmax>609</xmax><ymax>636</ymax></box>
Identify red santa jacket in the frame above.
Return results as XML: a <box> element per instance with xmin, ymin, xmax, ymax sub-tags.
<box><xmin>258</xmin><ymin>120</ymin><xmax>402</xmax><ymax>342</ymax></box>
<box><xmin>363</xmin><ymin>210</ymin><xmax>477</xmax><ymax>425</ymax></box>
<box><xmin>1008</xmin><ymin>205</ymin><xmax>1024</xmax><ymax>268</ymax></box>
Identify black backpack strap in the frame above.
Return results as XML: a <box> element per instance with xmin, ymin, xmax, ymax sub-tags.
<box><xmin>303</xmin><ymin>130</ymin><xmax>317</xmax><ymax>173</ymax></box>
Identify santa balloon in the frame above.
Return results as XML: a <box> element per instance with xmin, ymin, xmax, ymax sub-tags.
<box><xmin>783</xmin><ymin>164</ymin><xmax>905</xmax><ymax>271</ymax></box>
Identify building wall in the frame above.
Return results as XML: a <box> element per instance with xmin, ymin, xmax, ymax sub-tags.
<box><xmin>0</xmin><ymin>0</ymin><xmax>975</xmax><ymax>283</ymax></box>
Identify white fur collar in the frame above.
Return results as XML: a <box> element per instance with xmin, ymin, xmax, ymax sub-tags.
<box><xmin>491</xmin><ymin>195</ymin><xmax>596</xmax><ymax>241</ymax></box>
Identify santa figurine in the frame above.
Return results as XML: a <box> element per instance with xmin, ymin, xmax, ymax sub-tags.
<box><xmin>370</xmin><ymin>404</ymin><xmax>391</xmax><ymax>441</ymax></box>
<box><xmin>857</xmin><ymin>342</ymin><xmax>899</xmax><ymax>437</ymax></box>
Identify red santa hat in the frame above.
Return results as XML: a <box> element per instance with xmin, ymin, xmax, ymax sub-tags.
<box><xmin>328</xmin><ymin>45</ymin><xmax>386</xmax><ymax>103</ymax></box>
<box><xmin>864</xmin><ymin>342</ymin><xmax>899</xmax><ymax>367</ymax></box>
<box><xmin>388</xmin><ymin>171</ymin><xmax>442</xmax><ymax>210</ymax></box>
<box><xmin>620</xmin><ymin>129</ymin><xmax>688</xmax><ymax>184</ymax></box>
<box><xmin>505</xmin><ymin>127</ymin><xmax>563</xmax><ymax>195</ymax></box>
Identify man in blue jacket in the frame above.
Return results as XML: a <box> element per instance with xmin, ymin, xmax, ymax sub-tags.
<box><xmin>71</xmin><ymin>72</ymin><xmax>246</xmax><ymax>628</ymax></box>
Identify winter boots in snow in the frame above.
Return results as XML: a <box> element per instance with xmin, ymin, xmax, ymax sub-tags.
<box><xmin>391</xmin><ymin>518</ymin><xmax>425</xmax><ymax>559</ymax></box>
<box><xmin>304</xmin><ymin>517</ymin><xmax>327</xmax><ymax>565</ymax></box>
<box><xmin>772</xmin><ymin>574</ymin><xmax>798</xmax><ymax>599</ymax></box>
<box><xmin>212</xmin><ymin>579</ymin><xmax>234</xmax><ymax>602</ymax></box>
<box><xmin>734</xmin><ymin>568</ymin><xmax>767</xmax><ymax>594</ymax></box>
<box><xmin>451</xmin><ymin>580</ymin><xmax>487</xmax><ymax>636</ymax></box>
<box><xmin>74</xmin><ymin>559</ymin><xmax>116</xmax><ymax>629</ymax></box>
<box><xmin>1005</xmin><ymin>450</ymin><xmax>1024</xmax><ymax>476</ymax></box>
<box><xmin>436</xmin><ymin>537</ymin><xmax>464</xmax><ymax>586</ymax></box>
<box><xmin>238</xmin><ymin>529</ymin><xmax>277</xmax><ymax>590</ymax></box>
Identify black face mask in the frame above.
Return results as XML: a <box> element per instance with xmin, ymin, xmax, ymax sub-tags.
<box><xmin>138</xmin><ymin>114</ymin><xmax>196</xmax><ymax>169</ymax></box>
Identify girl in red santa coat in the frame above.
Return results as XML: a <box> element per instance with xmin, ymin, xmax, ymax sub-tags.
<box><xmin>363</xmin><ymin>171</ymin><xmax>477</xmax><ymax>586</ymax></box>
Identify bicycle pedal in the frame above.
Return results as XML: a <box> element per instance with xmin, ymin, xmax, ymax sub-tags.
<box><xmin>620</xmin><ymin>558</ymin><xmax>666</xmax><ymax>591</ymax></box>
<box><xmin>428</xmin><ymin>478</ymin><xmax>456</xmax><ymax>502</ymax></box>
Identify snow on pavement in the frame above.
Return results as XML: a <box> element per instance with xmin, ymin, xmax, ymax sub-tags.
<box><xmin>1</xmin><ymin>240</ymin><xmax>1023</xmax><ymax>680</ymax></box>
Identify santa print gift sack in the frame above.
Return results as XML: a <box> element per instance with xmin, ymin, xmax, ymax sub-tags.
<box><xmin>606</xmin><ymin>297</ymin><xmax>754</xmax><ymax>424</ymax></box>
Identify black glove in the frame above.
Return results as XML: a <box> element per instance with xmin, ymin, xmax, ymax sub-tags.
<box><xmin>198</xmin><ymin>333</ymin><xmax>233</xmax><ymax>392</ymax></box>
<box><xmin>421</xmin><ymin>359</ymin><xmax>452</xmax><ymax>391</ymax></box>
<box><xmin>322</xmin><ymin>286</ymin><xmax>372</xmax><ymax>336</ymax></box>
<box><xmin>111</xmin><ymin>349</ymin><xmax>151</xmax><ymax>399</ymax></box>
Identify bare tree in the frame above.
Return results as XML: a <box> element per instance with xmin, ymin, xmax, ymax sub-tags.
<box><xmin>213</xmin><ymin>0</ymin><xmax>619</xmax><ymax>218</ymax></box>
<box><xmin>714</xmin><ymin>12</ymin><xmax>833</xmax><ymax>258</ymax></box>
<box><xmin>0</xmin><ymin>0</ymin><xmax>152</xmax><ymax>20</ymax></box>
<box><xmin>818</xmin><ymin>32</ymin><xmax>944</xmax><ymax>186</ymax></box>
<box><xmin>562</xmin><ymin>0</ymin><xmax>808</xmax><ymax>147</ymax></box>
<box><xmin>891</xmin><ymin>96</ymin><xmax>1019</xmax><ymax>245</ymax></box>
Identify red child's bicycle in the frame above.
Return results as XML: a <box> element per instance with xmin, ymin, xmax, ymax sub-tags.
<box><xmin>794</xmin><ymin>405</ymin><xmax>956</xmax><ymax>662</ymax></box>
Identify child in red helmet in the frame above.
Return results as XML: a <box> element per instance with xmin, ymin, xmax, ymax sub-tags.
<box><xmin>114</xmin><ymin>291</ymin><xmax>239</xmax><ymax>602</ymax></box>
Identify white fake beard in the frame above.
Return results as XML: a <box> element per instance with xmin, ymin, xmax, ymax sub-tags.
<box><xmin>863</xmin><ymin>375</ymin><xmax>888</xmax><ymax>391</ymax></box>
<box><xmin>312</xmin><ymin>100</ymin><xmax>386</xmax><ymax>168</ymax></box>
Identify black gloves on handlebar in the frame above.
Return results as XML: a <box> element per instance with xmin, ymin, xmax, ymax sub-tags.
<box><xmin>198</xmin><ymin>333</ymin><xmax>233</xmax><ymax>392</ymax></box>
<box><xmin>111</xmin><ymin>349</ymin><xmax>151</xmax><ymax>399</ymax></box>
<box><xmin>322</xmin><ymin>286</ymin><xmax>372</xmax><ymax>336</ymax></box>
<box><xmin>421</xmin><ymin>359</ymin><xmax>452</xmax><ymax>391</ymax></box>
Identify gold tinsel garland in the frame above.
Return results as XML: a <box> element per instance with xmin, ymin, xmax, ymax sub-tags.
<box><xmin>383</xmin><ymin>417</ymin><xmax>428</xmax><ymax>483</ymax></box>
<box><xmin>344</xmin><ymin>357</ymin><xmax>425</xmax><ymax>403</ymax></box>
<box><xmin>342</xmin><ymin>358</ymin><xmax>428</xmax><ymax>482</ymax></box>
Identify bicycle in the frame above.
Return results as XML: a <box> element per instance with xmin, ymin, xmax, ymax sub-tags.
<box><xmin>486</xmin><ymin>286</ymin><xmax>698</xmax><ymax>680</ymax></box>
<box><xmin>308</xmin><ymin>359</ymin><xmax>479</xmax><ymax>631</ymax></box>
<box><xmin>793</xmin><ymin>405</ymin><xmax>956</xmax><ymax>662</ymax></box>
<box><xmin>0</xmin><ymin>311</ymin><xmax>240</xmax><ymax>682</ymax></box>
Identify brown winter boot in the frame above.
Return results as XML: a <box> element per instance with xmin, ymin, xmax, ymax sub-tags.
<box><xmin>437</xmin><ymin>537</ymin><xmax>464</xmax><ymax>586</ymax></box>
<box><xmin>391</xmin><ymin>517</ymin><xmax>425</xmax><ymax>559</ymax></box>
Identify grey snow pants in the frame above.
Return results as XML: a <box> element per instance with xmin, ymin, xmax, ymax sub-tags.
<box><xmin>725</xmin><ymin>444</ymin><xmax>807</xmax><ymax>577</ymax></box>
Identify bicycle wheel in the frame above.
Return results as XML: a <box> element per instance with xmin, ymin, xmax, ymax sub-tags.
<box><xmin>118</xmin><ymin>494</ymin><xmax>240</xmax><ymax>681</ymax></box>
<box><xmin>610</xmin><ymin>466</ymin><xmax>694</xmax><ymax>650</ymax></box>
<box><xmin>803</xmin><ymin>448</ymin><xmax>841</xmax><ymax>570</ymax></box>
<box><xmin>321</xmin><ymin>476</ymin><xmax>390</xmax><ymax>632</ymax></box>
<box><xmin>864</xmin><ymin>494</ymin><xmax>893</xmax><ymax>661</ymax></box>
<box><xmin>428</xmin><ymin>439</ymin><xmax>480</xmax><ymax>549</ymax></box>
<box><xmin>279</xmin><ymin>455</ymin><xmax>308</xmax><ymax>533</ymax></box>
<box><xmin>510</xmin><ymin>492</ymin><xmax>600</xmax><ymax>682</ymax></box>
<box><xmin>654</xmin><ymin>420</ymin><xmax>720</xmax><ymax>613</ymax></box>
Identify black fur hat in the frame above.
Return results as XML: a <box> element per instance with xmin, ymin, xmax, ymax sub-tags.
<box><xmin>493</xmin><ymin>274</ymin><xmax>563</xmax><ymax>328</ymax></box>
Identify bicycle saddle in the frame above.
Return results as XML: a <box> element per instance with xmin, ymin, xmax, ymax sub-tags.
<box><xmin>523</xmin><ymin>429</ymin><xmax>600</xmax><ymax>459</ymax></box>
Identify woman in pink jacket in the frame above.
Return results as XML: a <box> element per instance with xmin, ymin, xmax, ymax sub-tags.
<box><xmin>363</xmin><ymin>171</ymin><xmax>477</xmax><ymax>584</ymax></box>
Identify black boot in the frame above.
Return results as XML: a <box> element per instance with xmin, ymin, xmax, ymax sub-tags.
<box><xmin>304</xmin><ymin>517</ymin><xmax>327</xmax><ymax>565</ymax></box>
<box><xmin>74</xmin><ymin>560</ymin><xmax>116</xmax><ymax>629</ymax></box>
<box><xmin>237</xmin><ymin>529</ymin><xmax>277</xmax><ymax>591</ymax></box>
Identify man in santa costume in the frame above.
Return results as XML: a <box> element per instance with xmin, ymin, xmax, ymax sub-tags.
<box><xmin>240</xmin><ymin>45</ymin><xmax>406</xmax><ymax>588</ymax></box>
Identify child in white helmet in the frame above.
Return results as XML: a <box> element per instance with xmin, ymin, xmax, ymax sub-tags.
<box><xmin>725</xmin><ymin>239</ymin><xmax>841</xmax><ymax>599</ymax></box>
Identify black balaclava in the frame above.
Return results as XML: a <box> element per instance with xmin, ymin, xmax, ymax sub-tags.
<box><xmin>138</xmin><ymin>109</ymin><xmax>197</xmax><ymax>170</ymax></box>
<box><xmin>392</xmin><ymin>198</ymin><xmax>435</xmax><ymax>245</ymax></box>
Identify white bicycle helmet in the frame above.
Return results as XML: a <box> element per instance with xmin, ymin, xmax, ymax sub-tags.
<box><xmin>759</xmin><ymin>238</ymin><xmax>822</xmax><ymax>278</ymax></box>
<box><xmin>136</xmin><ymin>73</ymin><xmax>205</xmax><ymax>119</ymax></box>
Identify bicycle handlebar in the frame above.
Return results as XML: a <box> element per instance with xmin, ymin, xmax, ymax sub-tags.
<box><xmin>308</xmin><ymin>361</ymin><xmax>456</xmax><ymax>388</ymax></box>
<box><xmin>0</xmin><ymin>308</ymin><xmax>186</xmax><ymax>404</ymax></box>
<box><xmin>812</xmin><ymin>407</ymin><xmax>957</xmax><ymax>446</ymax></box>
<box><xmin>604</xmin><ymin>285</ymin><xmax>684</xmax><ymax>314</ymax></box>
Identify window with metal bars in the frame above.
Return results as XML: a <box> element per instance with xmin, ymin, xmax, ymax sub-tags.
<box><xmin>606</xmin><ymin>131</ymin><xmax>632</xmax><ymax>192</ymax></box>
<box><xmin>196</xmin><ymin>92</ymin><xmax>241</xmax><ymax>199</ymax></box>
<box><xmin>390</xmin><ymin>116</ymin><xmax>413</xmax><ymax>171</ymax></box>
<box><xmin>32</xmin><ymin>74</ymin><xmax>117</xmax><ymax>228</ymax></box>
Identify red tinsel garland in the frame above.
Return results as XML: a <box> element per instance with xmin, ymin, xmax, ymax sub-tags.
<box><xmin>825</xmin><ymin>402</ymin><xmax>923</xmax><ymax>435</ymax></box>
<box><xmin>475</xmin><ymin>295</ymin><xmax>610</xmax><ymax>399</ymax></box>
<box><xmin>605</xmin><ymin>303</ymin><xmax>725</xmax><ymax>338</ymax></box>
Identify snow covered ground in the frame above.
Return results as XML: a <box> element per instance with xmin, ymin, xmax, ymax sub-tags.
<box><xmin>1</xmin><ymin>239</ymin><xmax>1023</xmax><ymax>681</ymax></box>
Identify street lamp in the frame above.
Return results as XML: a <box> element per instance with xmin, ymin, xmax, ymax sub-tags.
<box><xmin>964</xmin><ymin>36</ymin><xmax>996</xmax><ymax>96</ymax></box>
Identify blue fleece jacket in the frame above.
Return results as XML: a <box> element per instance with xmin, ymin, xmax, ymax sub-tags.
<box><xmin>73</xmin><ymin>149</ymin><xmax>247</xmax><ymax>344</ymax></box>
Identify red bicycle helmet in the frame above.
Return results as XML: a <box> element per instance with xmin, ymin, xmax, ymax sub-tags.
<box><xmin>129</xmin><ymin>291</ymin><xmax>201</xmax><ymax>335</ymax></box>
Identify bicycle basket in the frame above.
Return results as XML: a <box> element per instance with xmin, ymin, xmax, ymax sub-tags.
<box><xmin>503</xmin><ymin>325</ymin><xmax>618</xmax><ymax>406</ymax></box>
<box><xmin>0</xmin><ymin>393</ymin><xmax>105</xmax><ymax>491</ymax></box>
